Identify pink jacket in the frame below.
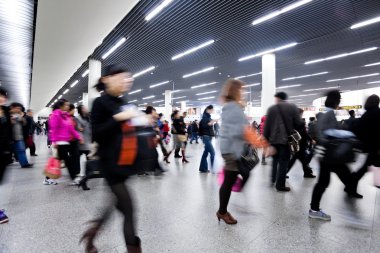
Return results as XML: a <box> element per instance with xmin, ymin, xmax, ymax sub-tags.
<box><xmin>49</xmin><ymin>109</ymin><xmax>81</xmax><ymax>143</ymax></box>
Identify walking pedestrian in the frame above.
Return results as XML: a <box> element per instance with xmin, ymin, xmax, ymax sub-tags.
<box><xmin>199</xmin><ymin>105</ymin><xmax>216</xmax><ymax>173</ymax></box>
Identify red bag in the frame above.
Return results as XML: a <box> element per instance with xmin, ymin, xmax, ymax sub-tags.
<box><xmin>44</xmin><ymin>157</ymin><xmax>61</xmax><ymax>179</ymax></box>
<box><xmin>25</xmin><ymin>136</ymin><xmax>33</xmax><ymax>148</ymax></box>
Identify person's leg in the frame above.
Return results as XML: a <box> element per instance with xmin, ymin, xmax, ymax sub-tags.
<box><xmin>261</xmin><ymin>147</ymin><xmax>268</xmax><ymax>165</ymax></box>
<box><xmin>218</xmin><ymin>170</ymin><xmax>239</xmax><ymax>214</ymax></box>
<box><xmin>276</xmin><ymin>145</ymin><xmax>290</xmax><ymax>189</ymax></box>
<box><xmin>14</xmin><ymin>141</ymin><xmax>29</xmax><ymax>166</ymax></box>
<box><xmin>271</xmin><ymin>145</ymin><xmax>279</xmax><ymax>183</ymax></box>
<box><xmin>69</xmin><ymin>141</ymin><xmax>81</xmax><ymax>180</ymax></box>
<box><xmin>199</xmin><ymin>136</ymin><xmax>210</xmax><ymax>172</ymax></box>
<box><xmin>57</xmin><ymin>145</ymin><xmax>75</xmax><ymax>179</ymax></box>
<box><xmin>30</xmin><ymin>140</ymin><xmax>36</xmax><ymax>156</ymax></box>
<box><xmin>287</xmin><ymin>152</ymin><xmax>298</xmax><ymax>174</ymax></box>
<box><xmin>310</xmin><ymin>160</ymin><xmax>331</xmax><ymax>211</ymax></box>
<box><xmin>209</xmin><ymin>140</ymin><xmax>215</xmax><ymax>171</ymax></box>
<box><xmin>352</xmin><ymin>154</ymin><xmax>371</xmax><ymax>191</ymax></box>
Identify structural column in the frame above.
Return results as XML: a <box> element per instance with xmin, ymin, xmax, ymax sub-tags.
<box><xmin>164</xmin><ymin>90</ymin><xmax>172</xmax><ymax>122</ymax></box>
<box><xmin>180</xmin><ymin>101</ymin><xmax>187</xmax><ymax>113</ymax></box>
<box><xmin>261</xmin><ymin>53</ymin><xmax>276</xmax><ymax>115</ymax></box>
<box><xmin>88</xmin><ymin>59</ymin><xmax>102</xmax><ymax>110</ymax></box>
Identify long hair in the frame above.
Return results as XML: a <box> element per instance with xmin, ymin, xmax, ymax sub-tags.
<box><xmin>53</xmin><ymin>99</ymin><xmax>68</xmax><ymax>111</ymax></box>
<box><xmin>171</xmin><ymin>110</ymin><xmax>179</xmax><ymax>120</ymax></box>
<box><xmin>220</xmin><ymin>79</ymin><xmax>244</xmax><ymax>103</ymax></box>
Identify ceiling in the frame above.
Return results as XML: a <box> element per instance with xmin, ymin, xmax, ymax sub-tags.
<box><xmin>45</xmin><ymin>0</ymin><xmax>380</xmax><ymax>109</ymax></box>
<box><xmin>0</xmin><ymin>0</ymin><xmax>36</xmax><ymax>106</ymax></box>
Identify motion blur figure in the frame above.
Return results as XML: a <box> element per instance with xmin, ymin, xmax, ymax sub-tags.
<box><xmin>24</xmin><ymin>109</ymin><xmax>38</xmax><ymax>156</ymax></box>
<box><xmin>199</xmin><ymin>105</ymin><xmax>216</xmax><ymax>173</ymax></box>
<box><xmin>171</xmin><ymin>110</ymin><xmax>189</xmax><ymax>163</ymax></box>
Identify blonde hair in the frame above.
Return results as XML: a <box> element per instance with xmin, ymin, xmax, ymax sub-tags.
<box><xmin>220</xmin><ymin>79</ymin><xmax>244</xmax><ymax>103</ymax></box>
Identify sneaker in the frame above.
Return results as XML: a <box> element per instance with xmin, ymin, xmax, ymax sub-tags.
<box><xmin>21</xmin><ymin>163</ymin><xmax>33</xmax><ymax>168</ymax></box>
<box><xmin>43</xmin><ymin>179</ymin><xmax>58</xmax><ymax>185</ymax></box>
<box><xmin>261</xmin><ymin>161</ymin><xmax>267</xmax><ymax>165</ymax></box>
<box><xmin>309</xmin><ymin>209</ymin><xmax>331</xmax><ymax>221</ymax></box>
<box><xmin>304</xmin><ymin>173</ymin><xmax>316</xmax><ymax>178</ymax></box>
<box><xmin>276</xmin><ymin>186</ymin><xmax>291</xmax><ymax>192</ymax></box>
<box><xmin>0</xmin><ymin>210</ymin><xmax>9</xmax><ymax>224</ymax></box>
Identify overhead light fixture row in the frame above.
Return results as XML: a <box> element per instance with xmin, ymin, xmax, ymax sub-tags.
<box><xmin>364</xmin><ymin>62</ymin><xmax>380</xmax><ymax>67</ymax></box>
<box><xmin>150</xmin><ymin>81</ymin><xmax>170</xmax><ymax>88</ymax></box>
<box><xmin>128</xmin><ymin>89</ymin><xmax>142</xmax><ymax>95</ymax></box>
<box><xmin>305</xmin><ymin>47</ymin><xmax>377</xmax><ymax>65</ymax></box>
<box><xmin>191</xmin><ymin>82</ymin><xmax>217</xmax><ymax>89</ymax></box>
<box><xmin>368</xmin><ymin>80</ymin><xmax>380</xmax><ymax>84</ymax></box>
<box><xmin>235</xmin><ymin>72</ymin><xmax>262</xmax><ymax>79</ymax></box>
<box><xmin>172</xmin><ymin>96</ymin><xmax>187</xmax><ymax>100</ymax></box>
<box><xmin>198</xmin><ymin>96</ymin><xmax>215</xmax><ymax>101</ymax></box>
<box><xmin>145</xmin><ymin>0</ymin><xmax>173</xmax><ymax>21</ymax></box>
<box><xmin>63</xmin><ymin>89</ymin><xmax>69</xmax><ymax>94</ymax></box>
<box><xmin>143</xmin><ymin>95</ymin><xmax>155</xmax><ymax>100</ymax></box>
<box><xmin>183</xmin><ymin>66</ymin><xmax>215</xmax><ymax>78</ymax></box>
<box><xmin>238</xmin><ymin>42</ymin><xmax>297</xmax><ymax>62</ymax></box>
<box><xmin>303</xmin><ymin>86</ymin><xmax>336</xmax><ymax>92</ymax></box>
<box><xmin>172</xmin><ymin>40</ymin><xmax>215</xmax><ymax>60</ymax></box>
<box><xmin>242</xmin><ymin>83</ymin><xmax>260</xmax><ymax>88</ymax></box>
<box><xmin>81</xmin><ymin>69</ymin><xmax>89</xmax><ymax>78</ymax></box>
<box><xmin>70</xmin><ymin>80</ymin><xmax>79</xmax><ymax>88</ymax></box>
<box><xmin>282</xmin><ymin>72</ymin><xmax>328</xmax><ymax>81</ymax></box>
<box><xmin>129</xmin><ymin>99</ymin><xmax>138</xmax><ymax>103</ymax></box>
<box><xmin>276</xmin><ymin>84</ymin><xmax>302</xmax><ymax>89</ymax></box>
<box><xmin>326</xmin><ymin>73</ymin><xmax>379</xmax><ymax>82</ymax></box>
<box><xmin>102</xmin><ymin>37</ymin><xmax>127</xmax><ymax>59</ymax></box>
<box><xmin>153</xmin><ymin>100</ymin><xmax>165</xmax><ymax>104</ymax></box>
<box><xmin>290</xmin><ymin>93</ymin><xmax>318</xmax><ymax>98</ymax></box>
<box><xmin>196</xmin><ymin>90</ymin><xmax>217</xmax><ymax>96</ymax></box>
<box><xmin>133</xmin><ymin>66</ymin><xmax>156</xmax><ymax>78</ymax></box>
<box><xmin>351</xmin><ymin>16</ymin><xmax>380</xmax><ymax>29</ymax></box>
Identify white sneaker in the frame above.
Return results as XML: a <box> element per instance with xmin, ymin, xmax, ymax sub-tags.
<box><xmin>43</xmin><ymin>179</ymin><xmax>58</xmax><ymax>185</ymax></box>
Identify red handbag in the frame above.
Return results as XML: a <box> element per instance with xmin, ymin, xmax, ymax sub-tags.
<box><xmin>25</xmin><ymin>136</ymin><xmax>33</xmax><ymax>147</ymax></box>
<box><xmin>44</xmin><ymin>157</ymin><xmax>61</xmax><ymax>179</ymax></box>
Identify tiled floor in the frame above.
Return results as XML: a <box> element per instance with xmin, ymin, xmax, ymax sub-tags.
<box><xmin>0</xmin><ymin>136</ymin><xmax>379</xmax><ymax>253</ymax></box>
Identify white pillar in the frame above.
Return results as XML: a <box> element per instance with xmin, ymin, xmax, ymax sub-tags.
<box><xmin>261</xmin><ymin>53</ymin><xmax>276</xmax><ymax>115</ymax></box>
<box><xmin>180</xmin><ymin>101</ymin><xmax>186</xmax><ymax>112</ymax></box>
<box><xmin>82</xmin><ymin>93</ymin><xmax>88</xmax><ymax>108</ymax></box>
<box><xmin>164</xmin><ymin>90</ymin><xmax>172</xmax><ymax>122</ymax></box>
<box><xmin>88</xmin><ymin>59</ymin><xmax>101</xmax><ymax>110</ymax></box>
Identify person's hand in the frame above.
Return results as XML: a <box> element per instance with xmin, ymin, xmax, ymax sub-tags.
<box><xmin>79</xmin><ymin>127</ymin><xmax>84</xmax><ymax>132</ymax></box>
<box><xmin>79</xmin><ymin>139</ymin><xmax>84</xmax><ymax>145</ymax></box>
<box><xmin>113</xmin><ymin>110</ymin><xmax>140</xmax><ymax>122</ymax></box>
<box><xmin>265</xmin><ymin>146</ymin><xmax>277</xmax><ymax>157</ymax></box>
<box><xmin>312</xmin><ymin>140</ymin><xmax>316</xmax><ymax>145</ymax></box>
<box><xmin>0</xmin><ymin>107</ymin><xmax>4</xmax><ymax>117</ymax></box>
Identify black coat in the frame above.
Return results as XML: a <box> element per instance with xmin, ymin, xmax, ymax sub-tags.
<box><xmin>172</xmin><ymin>118</ymin><xmax>186</xmax><ymax>135</ymax></box>
<box><xmin>0</xmin><ymin>106</ymin><xmax>12</xmax><ymax>150</ymax></box>
<box><xmin>199</xmin><ymin>113</ymin><xmax>214</xmax><ymax>136</ymax></box>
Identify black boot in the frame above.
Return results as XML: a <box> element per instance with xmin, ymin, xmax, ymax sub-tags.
<box><xmin>174</xmin><ymin>148</ymin><xmax>182</xmax><ymax>158</ymax></box>
<box><xmin>126</xmin><ymin>237</ymin><xmax>142</xmax><ymax>253</ymax></box>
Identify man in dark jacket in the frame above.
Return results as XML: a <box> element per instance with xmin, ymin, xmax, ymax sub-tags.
<box><xmin>24</xmin><ymin>109</ymin><xmax>38</xmax><ymax>156</ymax></box>
<box><xmin>190</xmin><ymin>120</ymin><xmax>199</xmax><ymax>144</ymax></box>
<box><xmin>199</xmin><ymin>105</ymin><xmax>216</xmax><ymax>173</ymax></box>
<box><xmin>344</xmin><ymin>110</ymin><xmax>356</xmax><ymax>131</ymax></box>
<box><xmin>264</xmin><ymin>92</ymin><xmax>301</xmax><ymax>192</ymax></box>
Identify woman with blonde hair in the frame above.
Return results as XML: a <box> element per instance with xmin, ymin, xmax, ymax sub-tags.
<box><xmin>217</xmin><ymin>79</ymin><xmax>272</xmax><ymax>224</ymax></box>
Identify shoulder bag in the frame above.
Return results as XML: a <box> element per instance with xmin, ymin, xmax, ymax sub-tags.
<box><xmin>277</xmin><ymin>105</ymin><xmax>302</xmax><ymax>155</ymax></box>
<box><xmin>238</xmin><ymin>144</ymin><xmax>260</xmax><ymax>176</ymax></box>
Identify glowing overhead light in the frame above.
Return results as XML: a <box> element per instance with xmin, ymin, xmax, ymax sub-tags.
<box><xmin>145</xmin><ymin>0</ymin><xmax>173</xmax><ymax>21</ymax></box>
<box><xmin>133</xmin><ymin>66</ymin><xmax>156</xmax><ymax>78</ymax></box>
<box><xmin>150</xmin><ymin>81</ymin><xmax>170</xmax><ymax>88</ymax></box>
<box><xmin>101</xmin><ymin>37</ymin><xmax>127</xmax><ymax>59</ymax></box>
<box><xmin>172</xmin><ymin>40</ymin><xmax>215</xmax><ymax>60</ymax></box>
<box><xmin>276</xmin><ymin>84</ymin><xmax>302</xmax><ymax>89</ymax></box>
<box><xmin>58</xmin><ymin>95</ymin><xmax>62</xmax><ymax>99</ymax></box>
<box><xmin>196</xmin><ymin>90</ymin><xmax>217</xmax><ymax>96</ymax></box>
<box><xmin>238</xmin><ymin>42</ymin><xmax>297</xmax><ymax>62</ymax></box>
<box><xmin>351</xmin><ymin>16</ymin><xmax>380</xmax><ymax>29</ymax></box>
<box><xmin>143</xmin><ymin>95</ymin><xmax>155</xmax><ymax>100</ymax></box>
<box><xmin>235</xmin><ymin>72</ymin><xmax>262</xmax><ymax>79</ymax></box>
<box><xmin>129</xmin><ymin>99</ymin><xmax>138</xmax><ymax>103</ymax></box>
<box><xmin>172</xmin><ymin>96</ymin><xmax>187</xmax><ymax>100</ymax></box>
<box><xmin>70</xmin><ymin>80</ymin><xmax>79</xmax><ymax>88</ymax></box>
<box><xmin>303</xmin><ymin>86</ymin><xmax>336</xmax><ymax>92</ymax></box>
<box><xmin>63</xmin><ymin>89</ymin><xmax>69</xmax><ymax>94</ymax></box>
<box><xmin>183</xmin><ymin>67</ymin><xmax>215</xmax><ymax>78</ymax></box>
<box><xmin>368</xmin><ymin>80</ymin><xmax>380</xmax><ymax>84</ymax></box>
<box><xmin>282</xmin><ymin>72</ymin><xmax>328</xmax><ymax>81</ymax></box>
<box><xmin>326</xmin><ymin>73</ymin><xmax>379</xmax><ymax>82</ymax></box>
<box><xmin>138</xmin><ymin>103</ymin><xmax>148</xmax><ymax>106</ymax></box>
<box><xmin>252</xmin><ymin>0</ymin><xmax>313</xmax><ymax>26</ymax></box>
<box><xmin>290</xmin><ymin>93</ymin><xmax>318</xmax><ymax>98</ymax></box>
<box><xmin>153</xmin><ymin>100</ymin><xmax>164</xmax><ymax>104</ymax></box>
<box><xmin>364</xmin><ymin>62</ymin><xmax>380</xmax><ymax>67</ymax></box>
<box><xmin>242</xmin><ymin>91</ymin><xmax>251</xmax><ymax>94</ymax></box>
<box><xmin>128</xmin><ymin>89</ymin><xmax>142</xmax><ymax>95</ymax></box>
<box><xmin>198</xmin><ymin>96</ymin><xmax>215</xmax><ymax>101</ymax></box>
<box><xmin>191</xmin><ymin>82</ymin><xmax>217</xmax><ymax>89</ymax></box>
<box><xmin>172</xmin><ymin>90</ymin><xmax>182</xmax><ymax>93</ymax></box>
<box><xmin>242</xmin><ymin>83</ymin><xmax>260</xmax><ymax>88</ymax></box>
<box><xmin>305</xmin><ymin>47</ymin><xmax>377</xmax><ymax>64</ymax></box>
<box><xmin>81</xmin><ymin>69</ymin><xmax>89</xmax><ymax>78</ymax></box>
<box><xmin>341</xmin><ymin>90</ymin><xmax>351</xmax><ymax>93</ymax></box>
<box><xmin>78</xmin><ymin>100</ymin><xmax>83</xmax><ymax>103</ymax></box>
<box><xmin>54</xmin><ymin>99</ymin><xmax>57</xmax><ymax>103</ymax></box>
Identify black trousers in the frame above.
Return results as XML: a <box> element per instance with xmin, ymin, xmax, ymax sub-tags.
<box><xmin>272</xmin><ymin>144</ymin><xmax>290</xmax><ymax>188</ymax></box>
<box><xmin>28</xmin><ymin>141</ymin><xmax>36</xmax><ymax>155</ymax></box>
<box><xmin>287</xmin><ymin>148</ymin><xmax>313</xmax><ymax>175</ymax></box>
<box><xmin>0</xmin><ymin>151</ymin><xmax>6</xmax><ymax>183</ymax></box>
<box><xmin>310</xmin><ymin>160</ymin><xmax>354</xmax><ymax>211</ymax></box>
<box><xmin>57</xmin><ymin>142</ymin><xmax>80</xmax><ymax>180</ymax></box>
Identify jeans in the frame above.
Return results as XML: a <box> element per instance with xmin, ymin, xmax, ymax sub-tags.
<box><xmin>199</xmin><ymin>135</ymin><xmax>215</xmax><ymax>172</ymax></box>
<box><xmin>190</xmin><ymin>132</ymin><xmax>198</xmax><ymax>143</ymax></box>
<box><xmin>272</xmin><ymin>144</ymin><xmax>290</xmax><ymax>189</ymax></box>
<box><xmin>14</xmin><ymin>140</ymin><xmax>29</xmax><ymax>166</ymax></box>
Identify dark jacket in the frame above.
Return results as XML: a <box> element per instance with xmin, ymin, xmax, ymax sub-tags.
<box><xmin>344</xmin><ymin>116</ymin><xmax>357</xmax><ymax>131</ymax></box>
<box><xmin>23</xmin><ymin>115</ymin><xmax>36</xmax><ymax>137</ymax></box>
<box><xmin>0</xmin><ymin>106</ymin><xmax>12</xmax><ymax>151</ymax></box>
<box><xmin>297</xmin><ymin>121</ymin><xmax>312</xmax><ymax>150</ymax></box>
<box><xmin>171</xmin><ymin>118</ymin><xmax>186</xmax><ymax>135</ymax></box>
<box><xmin>191</xmin><ymin>122</ymin><xmax>199</xmax><ymax>133</ymax></box>
<box><xmin>199</xmin><ymin>113</ymin><xmax>214</xmax><ymax>136</ymax></box>
<box><xmin>308</xmin><ymin>121</ymin><xmax>318</xmax><ymax>140</ymax></box>
<box><xmin>264</xmin><ymin>102</ymin><xmax>301</xmax><ymax>145</ymax></box>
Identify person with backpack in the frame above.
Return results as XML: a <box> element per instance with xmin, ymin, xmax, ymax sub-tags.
<box><xmin>199</xmin><ymin>105</ymin><xmax>216</xmax><ymax>173</ymax></box>
<box><xmin>190</xmin><ymin>120</ymin><xmax>199</xmax><ymax>144</ymax></box>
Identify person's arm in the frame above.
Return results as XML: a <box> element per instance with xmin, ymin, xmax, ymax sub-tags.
<box><xmin>263</xmin><ymin>108</ymin><xmax>273</xmax><ymax>141</ymax></box>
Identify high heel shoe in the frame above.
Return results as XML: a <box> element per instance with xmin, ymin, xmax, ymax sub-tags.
<box><xmin>163</xmin><ymin>156</ymin><xmax>170</xmax><ymax>164</ymax></box>
<box><xmin>80</xmin><ymin>220</ymin><xmax>102</xmax><ymax>253</ymax></box>
<box><xmin>216</xmin><ymin>211</ymin><xmax>237</xmax><ymax>225</ymax></box>
<box><xmin>182</xmin><ymin>158</ymin><xmax>189</xmax><ymax>163</ymax></box>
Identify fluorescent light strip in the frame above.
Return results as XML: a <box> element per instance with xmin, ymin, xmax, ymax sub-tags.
<box><xmin>290</xmin><ymin>93</ymin><xmax>318</xmax><ymax>98</ymax></box>
<box><xmin>242</xmin><ymin>83</ymin><xmax>261</xmax><ymax>88</ymax></box>
<box><xmin>235</xmin><ymin>72</ymin><xmax>262</xmax><ymax>79</ymax></box>
<box><xmin>172</xmin><ymin>96</ymin><xmax>187</xmax><ymax>100</ymax></box>
<box><xmin>153</xmin><ymin>100</ymin><xmax>164</xmax><ymax>104</ymax></box>
<box><xmin>138</xmin><ymin>103</ymin><xmax>148</xmax><ymax>106</ymax></box>
<box><xmin>276</xmin><ymin>84</ymin><xmax>302</xmax><ymax>89</ymax></box>
<box><xmin>133</xmin><ymin>66</ymin><xmax>156</xmax><ymax>78</ymax></box>
<box><xmin>81</xmin><ymin>69</ymin><xmax>89</xmax><ymax>78</ymax></box>
<box><xmin>128</xmin><ymin>89</ymin><xmax>142</xmax><ymax>95</ymax></box>
<box><xmin>102</xmin><ymin>37</ymin><xmax>127</xmax><ymax>59</ymax></box>
<box><xmin>282</xmin><ymin>72</ymin><xmax>328</xmax><ymax>81</ymax></box>
<box><xmin>172</xmin><ymin>40</ymin><xmax>215</xmax><ymax>60</ymax></box>
<box><xmin>305</xmin><ymin>47</ymin><xmax>377</xmax><ymax>65</ymax></box>
<box><xmin>364</xmin><ymin>62</ymin><xmax>380</xmax><ymax>67</ymax></box>
<box><xmin>54</xmin><ymin>99</ymin><xmax>57</xmax><ymax>103</ymax></box>
<box><xmin>70</xmin><ymin>80</ymin><xmax>79</xmax><ymax>88</ymax></box>
<box><xmin>196</xmin><ymin>90</ymin><xmax>217</xmax><ymax>96</ymax></box>
<box><xmin>351</xmin><ymin>16</ymin><xmax>380</xmax><ymax>29</ymax></box>
<box><xmin>183</xmin><ymin>67</ymin><xmax>215</xmax><ymax>78</ymax></box>
<box><xmin>150</xmin><ymin>81</ymin><xmax>170</xmax><ymax>88</ymax></box>
<box><xmin>129</xmin><ymin>100</ymin><xmax>138</xmax><ymax>103</ymax></box>
<box><xmin>303</xmin><ymin>86</ymin><xmax>336</xmax><ymax>92</ymax></box>
<box><xmin>238</xmin><ymin>42</ymin><xmax>297</xmax><ymax>62</ymax></box>
<box><xmin>198</xmin><ymin>96</ymin><xmax>215</xmax><ymax>101</ymax></box>
<box><xmin>191</xmin><ymin>82</ymin><xmax>217</xmax><ymax>89</ymax></box>
<box><xmin>252</xmin><ymin>0</ymin><xmax>313</xmax><ymax>26</ymax></box>
<box><xmin>368</xmin><ymin>80</ymin><xmax>380</xmax><ymax>84</ymax></box>
<box><xmin>63</xmin><ymin>89</ymin><xmax>69</xmax><ymax>94</ymax></box>
<box><xmin>143</xmin><ymin>95</ymin><xmax>155</xmax><ymax>100</ymax></box>
<box><xmin>326</xmin><ymin>73</ymin><xmax>379</xmax><ymax>82</ymax></box>
<box><xmin>145</xmin><ymin>0</ymin><xmax>173</xmax><ymax>21</ymax></box>
<box><xmin>58</xmin><ymin>95</ymin><xmax>62</xmax><ymax>99</ymax></box>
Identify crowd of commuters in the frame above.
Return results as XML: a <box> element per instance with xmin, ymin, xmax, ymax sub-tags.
<box><xmin>1</xmin><ymin>64</ymin><xmax>379</xmax><ymax>252</ymax></box>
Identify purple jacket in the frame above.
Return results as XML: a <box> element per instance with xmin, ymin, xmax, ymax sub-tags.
<box><xmin>49</xmin><ymin>109</ymin><xmax>80</xmax><ymax>143</ymax></box>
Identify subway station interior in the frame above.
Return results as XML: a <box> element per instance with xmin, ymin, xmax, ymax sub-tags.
<box><xmin>1</xmin><ymin>0</ymin><xmax>380</xmax><ymax>252</ymax></box>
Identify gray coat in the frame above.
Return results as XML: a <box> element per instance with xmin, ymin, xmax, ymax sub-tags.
<box><xmin>76</xmin><ymin>116</ymin><xmax>92</xmax><ymax>151</ymax></box>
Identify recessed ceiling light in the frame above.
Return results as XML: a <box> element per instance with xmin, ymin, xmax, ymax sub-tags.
<box><xmin>81</xmin><ymin>69</ymin><xmax>89</xmax><ymax>78</ymax></box>
<box><xmin>276</xmin><ymin>84</ymin><xmax>302</xmax><ymax>89</ymax></box>
<box><xmin>238</xmin><ymin>42</ymin><xmax>297</xmax><ymax>62</ymax></box>
<box><xmin>153</xmin><ymin>100</ymin><xmax>164</xmax><ymax>104</ymax></box>
<box><xmin>101</xmin><ymin>37</ymin><xmax>127</xmax><ymax>59</ymax></box>
<box><xmin>172</xmin><ymin>40</ymin><xmax>215</xmax><ymax>60</ymax></box>
<box><xmin>364</xmin><ymin>62</ymin><xmax>380</xmax><ymax>67</ymax></box>
<box><xmin>252</xmin><ymin>0</ymin><xmax>312</xmax><ymax>26</ymax></box>
<box><xmin>351</xmin><ymin>16</ymin><xmax>380</xmax><ymax>29</ymax></box>
<box><xmin>63</xmin><ymin>89</ymin><xmax>69</xmax><ymax>94</ymax></box>
<box><xmin>242</xmin><ymin>83</ymin><xmax>261</xmax><ymax>88</ymax></box>
<box><xmin>235</xmin><ymin>72</ymin><xmax>262</xmax><ymax>79</ymax></box>
<box><xmin>198</xmin><ymin>96</ymin><xmax>215</xmax><ymax>100</ymax></box>
<box><xmin>191</xmin><ymin>82</ymin><xmax>217</xmax><ymax>89</ymax></box>
<box><xmin>129</xmin><ymin>99</ymin><xmax>138</xmax><ymax>103</ymax></box>
<box><xmin>183</xmin><ymin>67</ymin><xmax>215</xmax><ymax>78</ymax></box>
<box><xmin>305</xmin><ymin>47</ymin><xmax>377</xmax><ymax>65</ymax></box>
<box><xmin>128</xmin><ymin>89</ymin><xmax>142</xmax><ymax>95</ymax></box>
<box><xmin>150</xmin><ymin>81</ymin><xmax>170</xmax><ymax>88</ymax></box>
<box><xmin>172</xmin><ymin>96</ymin><xmax>187</xmax><ymax>100</ymax></box>
<box><xmin>196</xmin><ymin>90</ymin><xmax>217</xmax><ymax>96</ymax></box>
<box><xmin>58</xmin><ymin>95</ymin><xmax>62</xmax><ymax>99</ymax></box>
<box><xmin>143</xmin><ymin>95</ymin><xmax>155</xmax><ymax>100</ymax></box>
<box><xmin>326</xmin><ymin>73</ymin><xmax>379</xmax><ymax>82</ymax></box>
<box><xmin>70</xmin><ymin>80</ymin><xmax>79</xmax><ymax>88</ymax></box>
<box><xmin>138</xmin><ymin>103</ymin><xmax>148</xmax><ymax>106</ymax></box>
<box><xmin>133</xmin><ymin>66</ymin><xmax>156</xmax><ymax>78</ymax></box>
<box><xmin>282</xmin><ymin>72</ymin><xmax>328</xmax><ymax>81</ymax></box>
<box><xmin>303</xmin><ymin>86</ymin><xmax>336</xmax><ymax>92</ymax></box>
<box><xmin>145</xmin><ymin>0</ymin><xmax>173</xmax><ymax>21</ymax></box>
<box><xmin>368</xmin><ymin>80</ymin><xmax>380</xmax><ymax>84</ymax></box>
<box><xmin>78</xmin><ymin>100</ymin><xmax>83</xmax><ymax>103</ymax></box>
<box><xmin>290</xmin><ymin>93</ymin><xmax>318</xmax><ymax>98</ymax></box>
